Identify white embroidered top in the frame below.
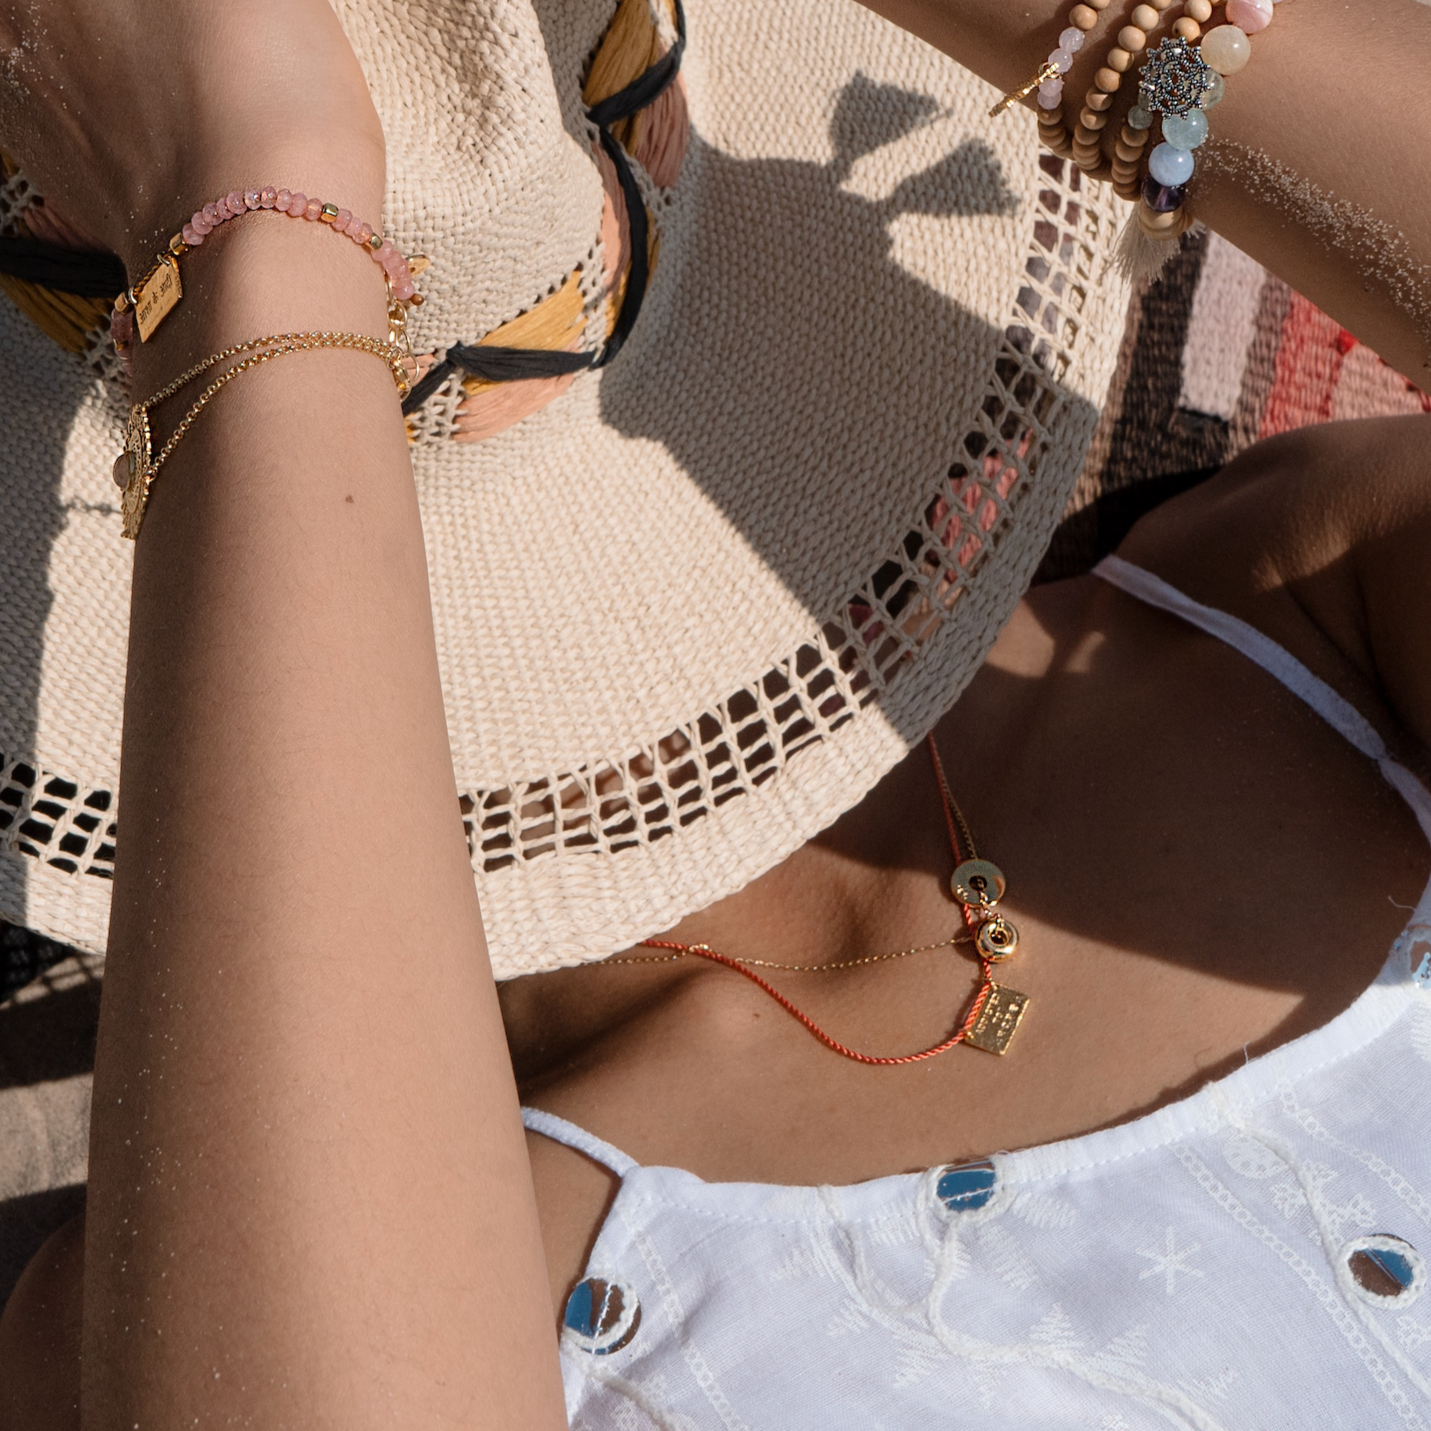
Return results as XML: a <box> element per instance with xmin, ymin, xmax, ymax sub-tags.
<box><xmin>524</xmin><ymin>556</ymin><xmax>1431</xmax><ymax>1431</ymax></box>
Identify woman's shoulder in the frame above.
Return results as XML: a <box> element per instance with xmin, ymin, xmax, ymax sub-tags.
<box><xmin>1113</xmin><ymin>413</ymin><xmax>1431</xmax><ymax>770</ymax></box>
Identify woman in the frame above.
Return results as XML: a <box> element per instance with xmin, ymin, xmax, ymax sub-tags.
<box><xmin>0</xmin><ymin>0</ymin><xmax>1428</xmax><ymax>1426</ymax></box>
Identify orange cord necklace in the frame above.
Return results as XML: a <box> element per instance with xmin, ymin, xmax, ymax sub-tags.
<box><xmin>635</xmin><ymin>734</ymin><xmax>1032</xmax><ymax>1061</ymax></box>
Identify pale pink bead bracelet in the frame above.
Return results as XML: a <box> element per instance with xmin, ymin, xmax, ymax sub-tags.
<box><xmin>113</xmin><ymin>186</ymin><xmax>424</xmax><ymax>352</ymax></box>
<box><xmin>179</xmin><ymin>187</ymin><xmax>422</xmax><ymax>303</ymax></box>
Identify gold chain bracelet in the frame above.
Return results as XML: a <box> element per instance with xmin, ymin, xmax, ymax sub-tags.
<box><xmin>114</xmin><ymin>331</ymin><xmax>410</xmax><ymax>540</ymax></box>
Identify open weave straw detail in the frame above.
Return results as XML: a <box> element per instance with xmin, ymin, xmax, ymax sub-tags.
<box><xmin>459</xmin><ymin>154</ymin><xmax>1114</xmax><ymax>875</ymax></box>
<box><xmin>0</xmin><ymin>757</ymin><xmax>114</xmax><ymax>882</ymax></box>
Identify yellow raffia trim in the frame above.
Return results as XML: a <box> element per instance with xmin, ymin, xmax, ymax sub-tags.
<box><xmin>461</xmin><ymin>270</ymin><xmax>588</xmax><ymax>396</ymax></box>
<box><xmin>0</xmin><ymin>267</ymin><xmax>111</xmax><ymax>354</ymax></box>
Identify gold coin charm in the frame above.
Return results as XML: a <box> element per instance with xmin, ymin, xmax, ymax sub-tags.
<box><xmin>951</xmin><ymin>859</ymin><xmax>1007</xmax><ymax>908</ymax></box>
<box><xmin>975</xmin><ymin>915</ymin><xmax>1019</xmax><ymax>962</ymax></box>
<box><xmin>117</xmin><ymin>406</ymin><xmax>154</xmax><ymax>540</ymax></box>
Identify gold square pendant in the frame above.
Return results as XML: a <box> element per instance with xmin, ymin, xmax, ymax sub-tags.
<box><xmin>966</xmin><ymin>983</ymin><xmax>1030</xmax><ymax>1055</ymax></box>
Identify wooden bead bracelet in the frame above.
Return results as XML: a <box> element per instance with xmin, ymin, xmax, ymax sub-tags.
<box><xmin>1033</xmin><ymin>0</ymin><xmax>1177</xmax><ymax>180</ymax></box>
<box><xmin>998</xmin><ymin>0</ymin><xmax>1285</xmax><ymax>261</ymax></box>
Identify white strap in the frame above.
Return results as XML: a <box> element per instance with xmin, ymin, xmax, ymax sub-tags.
<box><xmin>521</xmin><ymin>1106</ymin><xmax>639</xmax><ymax>1177</ymax></box>
<box><xmin>1095</xmin><ymin>556</ymin><xmax>1390</xmax><ymax>760</ymax></box>
<box><xmin>1094</xmin><ymin>554</ymin><xmax>1431</xmax><ymax>864</ymax></box>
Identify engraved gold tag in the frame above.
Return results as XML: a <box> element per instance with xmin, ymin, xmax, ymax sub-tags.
<box><xmin>134</xmin><ymin>255</ymin><xmax>182</xmax><ymax>342</ymax></box>
<box><xmin>965</xmin><ymin>982</ymin><xmax>1030</xmax><ymax>1055</ymax></box>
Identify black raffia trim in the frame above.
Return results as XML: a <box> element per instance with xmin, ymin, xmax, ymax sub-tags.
<box><xmin>401</xmin><ymin>2</ymin><xmax>677</xmax><ymax>417</ymax></box>
<box><xmin>400</xmin><ymin>344</ymin><xmax>592</xmax><ymax>415</ymax></box>
<box><xmin>0</xmin><ymin>236</ymin><xmax>126</xmax><ymax>298</ymax></box>
<box><xmin>589</xmin><ymin>126</ymin><xmax>649</xmax><ymax>369</ymax></box>
<box><xmin>585</xmin><ymin>0</ymin><xmax>686</xmax><ymax>129</ymax></box>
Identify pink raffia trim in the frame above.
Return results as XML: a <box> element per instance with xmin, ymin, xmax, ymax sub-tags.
<box><xmin>179</xmin><ymin>184</ymin><xmax>418</xmax><ymax>301</ymax></box>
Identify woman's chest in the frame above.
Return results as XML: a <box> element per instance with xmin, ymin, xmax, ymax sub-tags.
<box><xmin>515</xmin><ymin>588</ymin><xmax>1430</xmax><ymax>1305</ymax></box>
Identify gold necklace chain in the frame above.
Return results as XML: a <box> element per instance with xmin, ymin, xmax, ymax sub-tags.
<box><xmin>925</xmin><ymin>734</ymin><xmax>979</xmax><ymax>864</ymax></box>
<box><xmin>141</xmin><ymin>330</ymin><xmax>409</xmax><ymax>483</ymax></box>
<box><xmin>604</xmin><ymin>930</ymin><xmax>973</xmax><ymax>972</ymax></box>
<box><xmin>610</xmin><ymin>735</ymin><xmax>1032</xmax><ymax>1059</ymax></box>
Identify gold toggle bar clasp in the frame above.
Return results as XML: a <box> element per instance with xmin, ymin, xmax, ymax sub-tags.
<box><xmin>989</xmin><ymin>60</ymin><xmax>1062</xmax><ymax>119</ymax></box>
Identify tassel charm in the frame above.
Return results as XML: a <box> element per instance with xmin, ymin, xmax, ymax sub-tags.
<box><xmin>1111</xmin><ymin>208</ymin><xmax>1198</xmax><ymax>286</ymax></box>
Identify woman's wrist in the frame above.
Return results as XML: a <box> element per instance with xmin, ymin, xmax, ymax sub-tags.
<box><xmin>127</xmin><ymin>209</ymin><xmax>393</xmax><ymax>395</ymax></box>
<box><xmin>120</xmin><ymin>146</ymin><xmax>385</xmax><ymax>276</ymax></box>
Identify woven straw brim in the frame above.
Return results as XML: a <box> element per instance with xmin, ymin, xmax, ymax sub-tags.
<box><xmin>0</xmin><ymin>0</ymin><xmax>1131</xmax><ymax>976</ymax></box>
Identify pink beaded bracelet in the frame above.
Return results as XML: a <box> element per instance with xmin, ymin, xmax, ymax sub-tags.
<box><xmin>114</xmin><ymin>186</ymin><xmax>425</xmax><ymax>350</ymax></box>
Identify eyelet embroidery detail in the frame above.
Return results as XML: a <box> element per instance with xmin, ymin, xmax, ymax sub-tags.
<box><xmin>1341</xmin><ymin>1235</ymin><xmax>1426</xmax><ymax>1308</ymax></box>
<box><xmin>564</xmin><ymin>1276</ymin><xmax>642</xmax><ymax>1355</ymax></box>
<box><xmin>937</xmin><ymin>1160</ymin><xmax>998</xmax><ymax>1213</ymax></box>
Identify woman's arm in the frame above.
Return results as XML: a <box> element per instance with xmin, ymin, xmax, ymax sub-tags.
<box><xmin>2</xmin><ymin>5</ymin><xmax>568</xmax><ymax>1428</ymax></box>
<box><xmin>863</xmin><ymin>0</ymin><xmax>1431</xmax><ymax>382</ymax></box>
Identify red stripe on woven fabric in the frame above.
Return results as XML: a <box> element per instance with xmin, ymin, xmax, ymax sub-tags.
<box><xmin>1258</xmin><ymin>292</ymin><xmax>1348</xmax><ymax>438</ymax></box>
<box><xmin>1329</xmin><ymin>341</ymin><xmax>1431</xmax><ymax>422</ymax></box>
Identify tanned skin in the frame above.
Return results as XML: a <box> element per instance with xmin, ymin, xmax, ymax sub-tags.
<box><xmin>0</xmin><ymin>1</ymin><xmax>1428</xmax><ymax>1427</ymax></box>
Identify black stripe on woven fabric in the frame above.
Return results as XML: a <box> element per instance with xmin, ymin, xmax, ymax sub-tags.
<box><xmin>586</xmin><ymin>0</ymin><xmax>686</xmax><ymax>129</ymax></box>
<box><xmin>0</xmin><ymin>236</ymin><xmax>126</xmax><ymax>298</ymax></box>
<box><xmin>1096</xmin><ymin>228</ymin><xmax>1228</xmax><ymax>494</ymax></box>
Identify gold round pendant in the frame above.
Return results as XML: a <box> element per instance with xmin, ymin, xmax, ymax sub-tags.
<box><xmin>117</xmin><ymin>405</ymin><xmax>154</xmax><ymax>540</ymax></box>
<box><xmin>975</xmin><ymin>914</ymin><xmax>1019</xmax><ymax>962</ymax></box>
<box><xmin>951</xmin><ymin>858</ymin><xmax>1006</xmax><ymax>908</ymax></box>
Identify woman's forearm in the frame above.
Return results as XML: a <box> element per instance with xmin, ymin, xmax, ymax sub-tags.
<box><xmin>85</xmin><ymin>216</ymin><xmax>567</xmax><ymax>1429</ymax></box>
<box><xmin>864</xmin><ymin>0</ymin><xmax>1431</xmax><ymax>380</ymax></box>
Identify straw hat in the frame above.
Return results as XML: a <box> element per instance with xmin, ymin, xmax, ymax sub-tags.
<box><xmin>0</xmin><ymin>0</ymin><xmax>1131</xmax><ymax>977</ymax></box>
